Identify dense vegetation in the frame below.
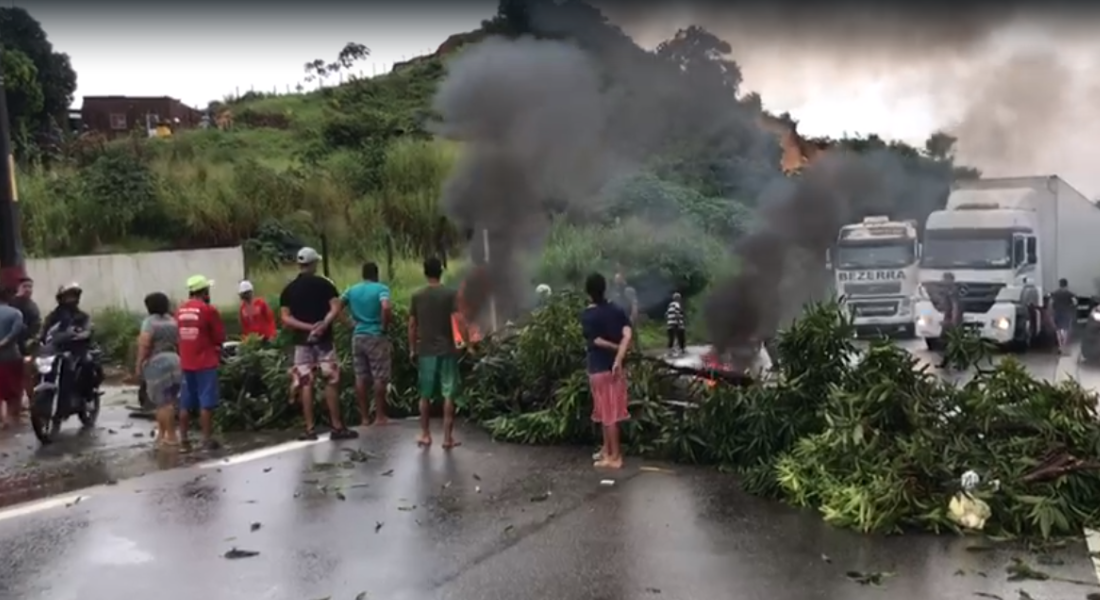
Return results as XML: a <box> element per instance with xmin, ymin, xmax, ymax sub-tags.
<box><xmin>220</xmin><ymin>291</ymin><xmax>1100</xmax><ymax>539</ymax></box>
<box><xmin>10</xmin><ymin>1</ymin><xmax>976</xmax><ymax>323</ymax></box>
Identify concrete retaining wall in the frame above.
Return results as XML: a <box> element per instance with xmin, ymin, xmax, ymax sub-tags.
<box><xmin>26</xmin><ymin>247</ymin><xmax>245</xmax><ymax>312</ymax></box>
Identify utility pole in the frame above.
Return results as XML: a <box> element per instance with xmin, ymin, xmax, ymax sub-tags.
<box><xmin>0</xmin><ymin>46</ymin><xmax>25</xmax><ymax>290</ymax></box>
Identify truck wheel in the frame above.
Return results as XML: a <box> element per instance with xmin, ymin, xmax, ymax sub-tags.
<box><xmin>924</xmin><ymin>337</ymin><xmax>944</xmax><ymax>352</ymax></box>
<box><xmin>903</xmin><ymin>324</ymin><xmax>916</xmax><ymax>339</ymax></box>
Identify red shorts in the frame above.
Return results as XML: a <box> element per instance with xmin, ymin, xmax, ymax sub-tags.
<box><xmin>0</xmin><ymin>360</ymin><xmax>24</xmax><ymax>408</ymax></box>
<box><xmin>589</xmin><ymin>370</ymin><xmax>630</xmax><ymax>425</ymax></box>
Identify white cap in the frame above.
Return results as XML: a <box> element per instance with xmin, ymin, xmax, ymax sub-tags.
<box><xmin>238</xmin><ymin>280</ymin><xmax>254</xmax><ymax>294</ymax></box>
<box><xmin>296</xmin><ymin>246</ymin><xmax>322</xmax><ymax>265</ymax></box>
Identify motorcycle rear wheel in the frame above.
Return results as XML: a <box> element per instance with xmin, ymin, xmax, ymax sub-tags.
<box><xmin>77</xmin><ymin>393</ymin><xmax>101</xmax><ymax>427</ymax></box>
<box><xmin>30</xmin><ymin>392</ymin><xmax>54</xmax><ymax>444</ymax></box>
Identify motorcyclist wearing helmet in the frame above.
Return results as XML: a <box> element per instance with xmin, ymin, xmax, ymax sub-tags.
<box><xmin>41</xmin><ymin>283</ymin><xmax>92</xmax><ymax>342</ymax></box>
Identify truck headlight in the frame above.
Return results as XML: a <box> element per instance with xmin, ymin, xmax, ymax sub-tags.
<box><xmin>916</xmin><ymin>315</ymin><xmax>930</xmax><ymax>327</ymax></box>
<box><xmin>993</xmin><ymin>317</ymin><xmax>1011</xmax><ymax>331</ymax></box>
<box><xmin>1091</xmin><ymin>310</ymin><xmax>1100</xmax><ymax>322</ymax></box>
<box><xmin>34</xmin><ymin>356</ymin><xmax>54</xmax><ymax>374</ymax></box>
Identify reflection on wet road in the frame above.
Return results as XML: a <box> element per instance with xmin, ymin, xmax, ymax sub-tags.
<box><xmin>0</xmin><ymin>422</ymin><xmax>1096</xmax><ymax>600</ymax></box>
<box><xmin>0</xmin><ymin>345</ymin><xmax>1099</xmax><ymax>599</ymax></box>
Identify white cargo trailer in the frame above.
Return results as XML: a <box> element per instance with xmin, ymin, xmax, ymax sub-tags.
<box><xmin>913</xmin><ymin>175</ymin><xmax>1100</xmax><ymax>350</ymax></box>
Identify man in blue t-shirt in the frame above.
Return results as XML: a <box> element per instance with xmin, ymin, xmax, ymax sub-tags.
<box><xmin>580</xmin><ymin>272</ymin><xmax>632</xmax><ymax>470</ymax></box>
<box><xmin>341</xmin><ymin>262</ymin><xmax>393</xmax><ymax>427</ymax></box>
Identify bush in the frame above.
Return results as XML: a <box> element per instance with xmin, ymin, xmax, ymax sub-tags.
<box><xmin>217</xmin><ymin>290</ymin><xmax>1100</xmax><ymax>539</ymax></box>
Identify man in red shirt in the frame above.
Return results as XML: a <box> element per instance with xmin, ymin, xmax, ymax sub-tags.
<box><xmin>177</xmin><ymin>275</ymin><xmax>226</xmax><ymax>450</ymax></box>
<box><xmin>237</xmin><ymin>280</ymin><xmax>276</xmax><ymax>341</ymax></box>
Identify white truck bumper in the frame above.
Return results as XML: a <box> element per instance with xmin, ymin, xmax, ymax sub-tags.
<box><xmin>913</xmin><ymin>301</ymin><xmax>1016</xmax><ymax>344</ymax></box>
<box><xmin>845</xmin><ymin>297</ymin><xmax>913</xmax><ymax>331</ymax></box>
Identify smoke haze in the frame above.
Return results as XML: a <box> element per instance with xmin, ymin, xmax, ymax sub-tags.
<box><xmin>601</xmin><ymin>1</ymin><xmax>1100</xmax><ymax>197</ymax></box>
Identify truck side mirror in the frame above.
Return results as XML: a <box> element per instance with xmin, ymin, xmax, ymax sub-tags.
<box><xmin>916</xmin><ymin>242</ymin><xmax>922</xmax><ymax>258</ymax></box>
<box><xmin>1026</xmin><ymin>237</ymin><xmax>1038</xmax><ymax>265</ymax></box>
<box><xmin>825</xmin><ymin>249</ymin><xmax>832</xmax><ymax>270</ymax></box>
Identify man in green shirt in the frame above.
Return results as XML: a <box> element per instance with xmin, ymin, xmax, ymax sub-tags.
<box><xmin>408</xmin><ymin>257</ymin><xmax>463</xmax><ymax>449</ymax></box>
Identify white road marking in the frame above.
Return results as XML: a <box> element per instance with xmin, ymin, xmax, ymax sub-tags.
<box><xmin>1084</xmin><ymin>528</ymin><xmax>1100</xmax><ymax>583</ymax></box>
<box><xmin>0</xmin><ymin>494</ymin><xmax>88</xmax><ymax>523</ymax></box>
<box><xmin>197</xmin><ymin>438</ymin><xmax>324</xmax><ymax>469</ymax></box>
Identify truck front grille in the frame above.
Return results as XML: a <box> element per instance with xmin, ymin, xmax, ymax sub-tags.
<box><xmin>849</xmin><ymin>301</ymin><xmax>900</xmax><ymax>317</ymax></box>
<box><xmin>844</xmin><ymin>282</ymin><xmax>903</xmax><ymax>296</ymax></box>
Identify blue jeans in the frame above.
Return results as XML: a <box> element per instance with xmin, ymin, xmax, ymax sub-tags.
<box><xmin>180</xmin><ymin>368</ymin><xmax>219</xmax><ymax>412</ymax></box>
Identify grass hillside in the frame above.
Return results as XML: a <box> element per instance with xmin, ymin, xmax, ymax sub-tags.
<box><xmin>15</xmin><ymin>6</ymin><xmax>974</xmax><ymax>343</ymax></box>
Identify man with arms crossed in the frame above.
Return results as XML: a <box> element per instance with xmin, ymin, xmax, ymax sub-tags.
<box><xmin>176</xmin><ymin>275</ymin><xmax>225</xmax><ymax>450</ymax></box>
<box><xmin>342</xmin><ymin>262</ymin><xmax>393</xmax><ymax>428</ymax></box>
<box><xmin>409</xmin><ymin>257</ymin><xmax>463</xmax><ymax>450</ymax></box>
<box><xmin>280</xmin><ymin>247</ymin><xmax>358</xmax><ymax>441</ymax></box>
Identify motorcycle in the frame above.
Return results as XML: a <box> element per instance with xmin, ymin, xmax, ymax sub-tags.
<box><xmin>30</xmin><ymin>327</ymin><xmax>105</xmax><ymax>444</ymax></box>
<box><xmin>1081</xmin><ymin>306</ymin><xmax>1100</xmax><ymax>364</ymax></box>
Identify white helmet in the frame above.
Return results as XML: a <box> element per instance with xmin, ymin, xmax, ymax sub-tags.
<box><xmin>536</xmin><ymin>283</ymin><xmax>552</xmax><ymax>296</ymax></box>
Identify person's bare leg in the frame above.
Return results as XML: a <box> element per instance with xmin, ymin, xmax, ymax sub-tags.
<box><xmin>324</xmin><ymin>380</ymin><xmax>344</xmax><ymax>430</ymax></box>
<box><xmin>163</xmin><ymin>403</ymin><xmax>179</xmax><ymax>444</ymax></box>
<box><xmin>178</xmin><ymin>409</ymin><xmax>191</xmax><ymax>445</ymax></box>
<box><xmin>154</xmin><ymin>407</ymin><xmax>166</xmax><ymax>444</ymax></box>
<box><xmin>442</xmin><ymin>399</ymin><xmax>460</xmax><ymax>449</ymax></box>
<box><xmin>354</xmin><ymin>377</ymin><xmax>370</xmax><ymax>427</ymax></box>
<box><xmin>417</xmin><ymin>398</ymin><xmax>432</xmax><ymax>447</ymax></box>
<box><xmin>300</xmin><ymin>382</ymin><xmax>316</xmax><ymax>433</ymax></box>
<box><xmin>604</xmin><ymin>423</ymin><xmax>624</xmax><ymax>469</ymax></box>
<box><xmin>199</xmin><ymin>409</ymin><xmax>214</xmax><ymax>442</ymax></box>
<box><xmin>372</xmin><ymin>380</ymin><xmax>390</xmax><ymax>425</ymax></box>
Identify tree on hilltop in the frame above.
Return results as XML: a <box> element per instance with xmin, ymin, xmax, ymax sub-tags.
<box><xmin>0</xmin><ymin>7</ymin><xmax>77</xmax><ymax>133</ymax></box>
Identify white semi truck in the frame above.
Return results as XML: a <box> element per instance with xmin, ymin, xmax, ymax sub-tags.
<box><xmin>831</xmin><ymin>216</ymin><xmax>920</xmax><ymax>336</ymax></box>
<box><xmin>913</xmin><ymin>175</ymin><xmax>1100</xmax><ymax>350</ymax></box>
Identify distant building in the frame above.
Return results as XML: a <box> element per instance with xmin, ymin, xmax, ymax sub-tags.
<box><xmin>79</xmin><ymin>96</ymin><xmax>203</xmax><ymax>139</ymax></box>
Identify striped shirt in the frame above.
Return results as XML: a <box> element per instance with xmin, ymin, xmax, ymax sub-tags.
<box><xmin>665</xmin><ymin>300</ymin><xmax>684</xmax><ymax>328</ymax></box>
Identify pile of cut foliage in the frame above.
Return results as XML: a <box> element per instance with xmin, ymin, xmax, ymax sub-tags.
<box><xmin>218</xmin><ymin>291</ymin><xmax>1100</xmax><ymax>538</ymax></box>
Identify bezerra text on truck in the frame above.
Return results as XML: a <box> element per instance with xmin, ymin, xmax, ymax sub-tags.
<box><xmin>830</xmin><ymin>216</ymin><xmax>920</xmax><ymax>337</ymax></box>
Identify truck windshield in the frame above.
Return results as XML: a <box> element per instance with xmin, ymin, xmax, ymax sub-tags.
<box><xmin>921</xmin><ymin>230</ymin><xmax>1013</xmax><ymax>269</ymax></box>
<box><xmin>835</xmin><ymin>241</ymin><xmax>915</xmax><ymax>269</ymax></box>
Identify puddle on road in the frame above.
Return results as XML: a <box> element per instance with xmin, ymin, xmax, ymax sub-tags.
<box><xmin>0</xmin><ymin>430</ymin><xmax>292</xmax><ymax>510</ymax></box>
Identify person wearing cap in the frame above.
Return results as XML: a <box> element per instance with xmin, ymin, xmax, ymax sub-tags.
<box><xmin>176</xmin><ymin>275</ymin><xmax>226</xmax><ymax>450</ymax></box>
<box><xmin>279</xmin><ymin>247</ymin><xmax>358</xmax><ymax>441</ymax></box>
<box><xmin>237</xmin><ymin>280</ymin><xmax>276</xmax><ymax>342</ymax></box>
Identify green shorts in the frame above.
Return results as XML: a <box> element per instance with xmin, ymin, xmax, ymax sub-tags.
<box><xmin>418</xmin><ymin>354</ymin><xmax>461</xmax><ymax>402</ymax></box>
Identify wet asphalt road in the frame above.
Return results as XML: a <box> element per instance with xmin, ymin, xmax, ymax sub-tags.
<box><xmin>2</xmin><ymin>421</ymin><xmax>1097</xmax><ymax>600</ymax></box>
<box><xmin>0</xmin><ymin>341</ymin><xmax>1099</xmax><ymax>599</ymax></box>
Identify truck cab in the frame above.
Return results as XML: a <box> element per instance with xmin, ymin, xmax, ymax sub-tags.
<box><xmin>830</xmin><ymin>216</ymin><xmax>920</xmax><ymax>336</ymax></box>
<box><xmin>913</xmin><ymin>186</ymin><xmax>1042</xmax><ymax>350</ymax></box>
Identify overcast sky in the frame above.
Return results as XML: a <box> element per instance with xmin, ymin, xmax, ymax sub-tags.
<box><xmin>18</xmin><ymin>1</ymin><xmax>1100</xmax><ymax>195</ymax></box>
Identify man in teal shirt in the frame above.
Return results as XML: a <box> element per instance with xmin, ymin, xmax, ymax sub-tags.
<box><xmin>341</xmin><ymin>262</ymin><xmax>392</xmax><ymax>427</ymax></box>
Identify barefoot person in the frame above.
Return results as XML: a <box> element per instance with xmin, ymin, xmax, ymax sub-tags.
<box><xmin>279</xmin><ymin>247</ymin><xmax>358</xmax><ymax>441</ymax></box>
<box><xmin>581</xmin><ymin>272</ymin><xmax>632</xmax><ymax>469</ymax></box>
<box><xmin>136</xmin><ymin>292</ymin><xmax>182</xmax><ymax>448</ymax></box>
<box><xmin>341</xmin><ymin>262</ymin><xmax>393</xmax><ymax>427</ymax></box>
<box><xmin>408</xmin><ymin>257</ymin><xmax>463</xmax><ymax>449</ymax></box>
<box><xmin>176</xmin><ymin>275</ymin><xmax>225</xmax><ymax>450</ymax></box>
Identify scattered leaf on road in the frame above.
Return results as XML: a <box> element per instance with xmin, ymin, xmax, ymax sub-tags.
<box><xmin>972</xmin><ymin>593</ymin><xmax>1003</xmax><ymax>600</ymax></box>
<box><xmin>1036</xmin><ymin>554</ymin><xmax>1063</xmax><ymax>566</ymax></box>
<box><xmin>644</xmin><ymin>587</ymin><xmax>661</xmax><ymax>594</ymax></box>
<box><xmin>1017</xmin><ymin>591</ymin><xmax>1034</xmax><ymax>600</ymax></box>
<box><xmin>476</xmin><ymin>486</ymin><xmax>481</xmax><ymax>494</ymax></box>
<box><xmin>955</xmin><ymin>569</ymin><xmax>966</xmax><ymax>576</ymax></box>
<box><xmin>223</xmin><ymin>548</ymin><xmax>260</xmax><ymax>559</ymax></box>
<box><xmin>845</xmin><ymin>571</ymin><xmax>894</xmax><ymax>586</ymax></box>
<box><xmin>503</xmin><ymin>524</ymin><xmax>515</xmax><ymax>533</ymax></box>
<box><xmin>1086</xmin><ymin>593</ymin><xmax>1100</xmax><ymax>600</ymax></box>
<box><xmin>375</xmin><ymin>521</ymin><xmax>383</xmax><ymax>533</ymax></box>
<box><xmin>335</xmin><ymin>491</ymin><xmax>347</xmax><ymax>501</ymax></box>
<box><xmin>66</xmin><ymin>497</ymin><xmax>83</xmax><ymax>508</ymax></box>
<box><xmin>105</xmin><ymin>479</ymin><xmax>118</xmax><ymax>486</ymax></box>
<box><xmin>311</xmin><ymin>462</ymin><xmax>337</xmax><ymax>472</ymax></box>
<box><xmin>381</xmin><ymin>469</ymin><xmax>394</xmax><ymax>477</ymax></box>
<box><xmin>250</xmin><ymin>522</ymin><xmax>261</xmax><ymax>532</ymax></box>
<box><xmin>263</xmin><ymin>467</ymin><xmax>272</xmax><ymax>473</ymax></box>
<box><xmin>442</xmin><ymin>481</ymin><xmax>452</xmax><ymax>490</ymax></box>
<box><xmin>821</xmin><ymin>554</ymin><xmax>831</xmax><ymax>563</ymax></box>
<box><xmin>355</xmin><ymin>593</ymin><xmax>368</xmax><ymax>600</ymax></box>
<box><xmin>473</xmin><ymin>473</ymin><xmax>481</xmax><ymax>481</ymax></box>
<box><xmin>1006</xmin><ymin>559</ymin><xmax>1050</xmax><ymax>582</ymax></box>
<box><xmin>341</xmin><ymin>448</ymin><xmax>371</xmax><ymax>463</ymax></box>
<box><xmin>530</xmin><ymin>492</ymin><xmax>551</xmax><ymax>502</ymax></box>
<box><xmin>398</xmin><ymin>505</ymin><xmax>416</xmax><ymax>511</ymax></box>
